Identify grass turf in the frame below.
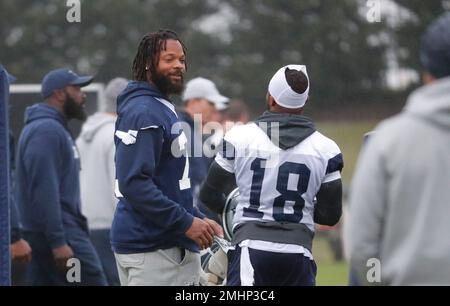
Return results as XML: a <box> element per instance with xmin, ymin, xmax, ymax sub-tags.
<box><xmin>316</xmin><ymin>120</ymin><xmax>380</xmax><ymax>185</ymax></box>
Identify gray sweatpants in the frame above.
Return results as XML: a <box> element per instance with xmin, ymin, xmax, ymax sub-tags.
<box><xmin>114</xmin><ymin>247</ymin><xmax>201</xmax><ymax>286</ymax></box>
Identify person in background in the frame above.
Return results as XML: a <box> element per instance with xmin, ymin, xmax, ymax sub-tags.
<box><xmin>343</xmin><ymin>132</ymin><xmax>373</xmax><ymax>286</ymax></box>
<box><xmin>221</xmin><ymin>99</ymin><xmax>251</xmax><ymax>127</ymax></box>
<box><xmin>177</xmin><ymin>77</ymin><xmax>229</xmax><ymax>222</ymax></box>
<box><xmin>15</xmin><ymin>68</ymin><xmax>107</xmax><ymax>285</ymax></box>
<box><xmin>206</xmin><ymin>99</ymin><xmax>251</xmax><ymax>168</ymax></box>
<box><xmin>349</xmin><ymin>12</ymin><xmax>450</xmax><ymax>285</ymax></box>
<box><xmin>76</xmin><ymin>77</ymin><xmax>128</xmax><ymax>286</ymax></box>
<box><xmin>207</xmin><ymin>99</ymin><xmax>251</xmax><ymax>162</ymax></box>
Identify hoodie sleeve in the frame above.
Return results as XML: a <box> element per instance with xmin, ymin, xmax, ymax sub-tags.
<box><xmin>348</xmin><ymin>132</ymin><xmax>387</xmax><ymax>285</ymax></box>
<box><xmin>10</xmin><ymin>199</ymin><xmax>22</xmax><ymax>243</ymax></box>
<box><xmin>23</xmin><ymin>131</ymin><xmax>66</xmax><ymax>248</ymax></box>
<box><xmin>192</xmin><ymin>206</ymin><xmax>205</xmax><ymax>219</ymax></box>
<box><xmin>115</xmin><ymin>126</ymin><xmax>193</xmax><ymax>234</ymax></box>
<box><xmin>9</xmin><ymin>132</ymin><xmax>22</xmax><ymax>243</ymax></box>
<box><xmin>106</xmin><ymin>139</ymin><xmax>118</xmax><ymax>210</ymax></box>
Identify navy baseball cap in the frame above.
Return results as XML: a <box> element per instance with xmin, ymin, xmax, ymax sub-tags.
<box><xmin>41</xmin><ymin>68</ymin><xmax>93</xmax><ymax>98</ymax></box>
<box><xmin>421</xmin><ymin>12</ymin><xmax>450</xmax><ymax>79</ymax></box>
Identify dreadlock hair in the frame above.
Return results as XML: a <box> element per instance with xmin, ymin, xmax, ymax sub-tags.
<box><xmin>132</xmin><ymin>29</ymin><xmax>187</xmax><ymax>81</ymax></box>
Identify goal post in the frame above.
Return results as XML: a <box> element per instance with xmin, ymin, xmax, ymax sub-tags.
<box><xmin>10</xmin><ymin>83</ymin><xmax>106</xmax><ymax>111</ymax></box>
<box><xmin>8</xmin><ymin>82</ymin><xmax>106</xmax><ymax>143</ymax></box>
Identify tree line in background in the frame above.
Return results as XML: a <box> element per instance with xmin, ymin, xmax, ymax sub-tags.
<box><xmin>0</xmin><ymin>0</ymin><xmax>447</xmax><ymax>116</ymax></box>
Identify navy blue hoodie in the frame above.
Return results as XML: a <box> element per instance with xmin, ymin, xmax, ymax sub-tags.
<box><xmin>111</xmin><ymin>81</ymin><xmax>204</xmax><ymax>254</ymax></box>
<box><xmin>15</xmin><ymin>103</ymin><xmax>87</xmax><ymax>248</ymax></box>
<box><xmin>9</xmin><ymin>132</ymin><xmax>22</xmax><ymax>243</ymax></box>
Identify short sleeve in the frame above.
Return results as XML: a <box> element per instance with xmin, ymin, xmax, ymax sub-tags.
<box><xmin>321</xmin><ymin>137</ymin><xmax>344</xmax><ymax>184</ymax></box>
<box><xmin>323</xmin><ymin>153</ymin><xmax>344</xmax><ymax>183</ymax></box>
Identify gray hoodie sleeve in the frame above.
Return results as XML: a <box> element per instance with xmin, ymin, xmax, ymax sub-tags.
<box><xmin>106</xmin><ymin>140</ymin><xmax>118</xmax><ymax>209</ymax></box>
<box><xmin>348</xmin><ymin>133</ymin><xmax>387</xmax><ymax>285</ymax></box>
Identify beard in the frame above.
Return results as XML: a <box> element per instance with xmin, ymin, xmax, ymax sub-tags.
<box><xmin>63</xmin><ymin>93</ymin><xmax>86</xmax><ymax>121</ymax></box>
<box><xmin>152</xmin><ymin>70</ymin><xmax>184</xmax><ymax>96</ymax></box>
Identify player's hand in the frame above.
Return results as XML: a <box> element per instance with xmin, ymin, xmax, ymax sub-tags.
<box><xmin>11</xmin><ymin>239</ymin><xmax>32</xmax><ymax>264</ymax></box>
<box><xmin>204</xmin><ymin>218</ymin><xmax>224</xmax><ymax>238</ymax></box>
<box><xmin>52</xmin><ymin>244</ymin><xmax>74</xmax><ymax>272</ymax></box>
<box><xmin>185</xmin><ymin>217</ymin><xmax>215</xmax><ymax>249</ymax></box>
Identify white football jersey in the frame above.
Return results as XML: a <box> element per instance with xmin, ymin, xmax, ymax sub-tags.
<box><xmin>215</xmin><ymin>122</ymin><xmax>343</xmax><ymax>232</ymax></box>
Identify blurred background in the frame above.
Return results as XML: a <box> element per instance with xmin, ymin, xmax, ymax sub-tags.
<box><xmin>2</xmin><ymin>0</ymin><xmax>449</xmax><ymax>285</ymax></box>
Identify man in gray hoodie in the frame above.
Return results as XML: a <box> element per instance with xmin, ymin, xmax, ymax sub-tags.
<box><xmin>349</xmin><ymin>12</ymin><xmax>450</xmax><ymax>285</ymax></box>
<box><xmin>77</xmin><ymin>77</ymin><xmax>128</xmax><ymax>286</ymax></box>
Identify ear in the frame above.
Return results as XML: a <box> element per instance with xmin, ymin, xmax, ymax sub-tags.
<box><xmin>53</xmin><ymin>89</ymin><xmax>66</xmax><ymax>103</ymax></box>
<box><xmin>266</xmin><ymin>93</ymin><xmax>277</xmax><ymax>108</ymax></box>
<box><xmin>303</xmin><ymin>96</ymin><xmax>309</xmax><ymax>107</ymax></box>
<box><xmin>145</xmin><ymin>60</ymin><xmax>152</xmax><ymax>81</ymax></box>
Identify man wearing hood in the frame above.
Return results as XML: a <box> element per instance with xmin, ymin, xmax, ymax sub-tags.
<box><xmin>200</xmin><ymin>65</ymin><xmax>343</xmax><ymax>286</ymax></box>
<box><xmin>349</xmin><ymin>12</ymin><xmax>450</xmax><ymax>286</ymax></box>
<box><xmin>15</xmin><ymin>68</ymin><xmax>107</xmax><ymax>285</ymax></box>
<box><xmin>76</xmin><ymin>77</ymin><xmax>128</xmax><ymax>286</ymax></box>
<box><xmin>111</xmin><ymin>30</ymin><xmax>222</xmax><ymax>286</ymax></box>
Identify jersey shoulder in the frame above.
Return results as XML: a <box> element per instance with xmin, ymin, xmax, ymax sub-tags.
<box><xmin>118</xmin><ymin>97</ymin><xmax>176</xmax><ymax>132</ymax></box>
<box><xmin>306</xmin><ymin>131</ymin><xmax>341</xmax><ymax>158</ymax></box>
<box><xmin>306</xmin><ymin>131</ymin><xmax>343</xmax><ymax>175</ymax></box>
<box><xmin>223</xmin><ymin>122</ymin><xmax>264</xmax><ymax>146</ymax></box>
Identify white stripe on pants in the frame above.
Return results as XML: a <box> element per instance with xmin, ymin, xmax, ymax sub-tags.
<box><xmin>240</xmin><ymin>246</ymin><xmax>255</xmax><ymax>286</ymax></box>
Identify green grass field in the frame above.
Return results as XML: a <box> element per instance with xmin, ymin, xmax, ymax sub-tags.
<box><xmin>312</xmin><ymin>120</ymin><xmax>381</xmax><ymax>285</ymax></box>
<box><xmin>316</xmin><ymin>120</ymin><xmax>380</xmax><ymax>185</ymax></box>
<box><xmin>317</xmin><ymin>261</ymin><xmax>349</xmax><ymax>286</ymax></box>
<box><xmin>313</xmin><ymin>236</ymin><xmax>349</xmax><ymax>286</ymax></box>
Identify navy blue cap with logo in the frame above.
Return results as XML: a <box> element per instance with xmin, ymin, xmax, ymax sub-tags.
<box><xmin>41</xmin><ymin>68</ymin><xmax>93</xmax><ymax>98</ymax></box>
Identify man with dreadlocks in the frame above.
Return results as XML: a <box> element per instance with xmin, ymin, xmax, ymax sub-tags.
<box><xmin>111</xmin><ymin>30</ymin><xmax>223</xmax><ymax>286</ymax></box>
